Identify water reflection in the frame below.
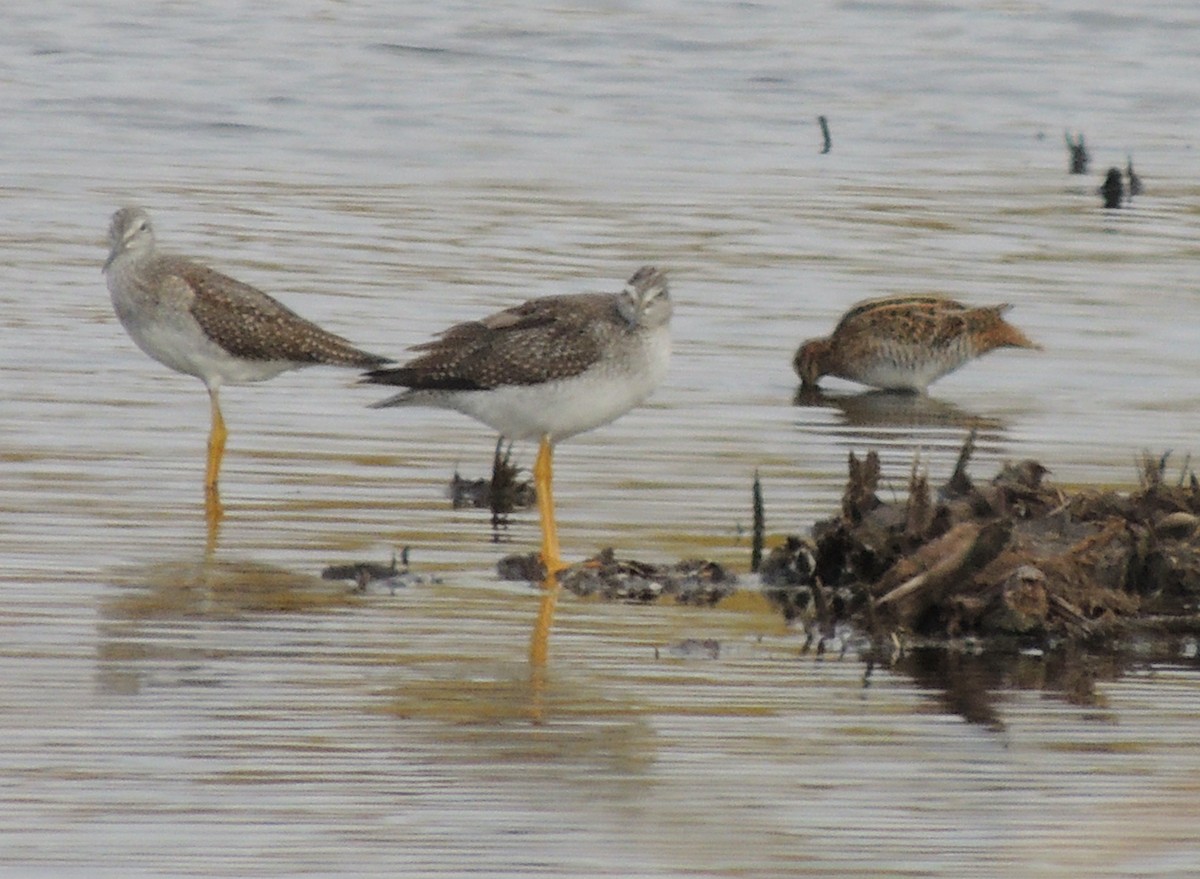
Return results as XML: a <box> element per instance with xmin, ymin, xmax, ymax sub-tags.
<box><xmin>794</xmin><ymin>386</ymin><xmax>1006</xmax><ymax>434</ymax></box>
<box><xmin>205</xmin><ymin>491</ymin><xmax>223</xmax><ymax>555</ymax></box>
<box><xmin>102</xmin><ymin>557</ymin><xmax>359</xmax><ymax>622</ymax></box>
<box><xmin>884</xmin><ymin>645</ymin><xmax>1128</xmax><ymax>731</ymax></box>
<box><xmin>96</xmin><ymin>557</ymin><xmax>362</xmax><ymax>697</ymax></box>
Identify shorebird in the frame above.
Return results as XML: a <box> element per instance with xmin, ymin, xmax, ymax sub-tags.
<box><xmin>362</xmin><ymin>266</ymin><xmax>672</xmax><ymax>579</ymax></box>
<box><xmin>794</xmin><ymin>294</ymin><xmax>1039</xmax><ymax>393</ymax></box>
<box><xmin>103</xmin><ymin>206</ymin><xmax>389</xmax><ymax>508</ymax></box>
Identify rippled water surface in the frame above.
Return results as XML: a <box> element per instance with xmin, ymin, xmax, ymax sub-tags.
<box><xmin>4</xmin><ymin>1</ymin><xmax>1200</xmax><ymax>876</ymax></box>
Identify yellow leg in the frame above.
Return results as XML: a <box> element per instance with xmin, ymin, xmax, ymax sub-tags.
<box><xmin>529</xmin><ymin>435</ymin><xmax>564</xmax><ymax>684</ymax></box>
<box><xmin>533</xmin><ymin>436</ymin><xmax>567</xmax><ymax>576</ymax></box>
<box><xmin>205</xmin><ymin>386</ymin><xmax>227</xmax><ymax>497</ymax></box>
<box><xmin>204</xmin><ymin>387</ymin><xmax>227</xmax><ymax>534</ymax></box>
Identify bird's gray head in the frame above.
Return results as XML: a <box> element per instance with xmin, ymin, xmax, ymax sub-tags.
<box><xmin>103</xmin><ymin>206</ymin><xmax>156</xmax><ymax>272</ymax></box>
<box><xmin>617</xmin><ymin>265</ymin><xmax>671</xmax><ymax>327</ymax></box>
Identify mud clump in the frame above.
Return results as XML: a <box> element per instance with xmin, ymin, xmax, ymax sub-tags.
<box><xmin>499</xmin><ymin>547</ymin><xmax>738</xmax><ymax>606</ymax></box>
<box><xmin>763</xmin><ymin>433</ymin><xmax>1200</xmax><ymax>644</ymax></box>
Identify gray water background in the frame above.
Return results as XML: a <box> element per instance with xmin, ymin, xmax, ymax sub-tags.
<box><xmin>3</xmin><ymin>1</ymin><xmax>1200</xmax><ymax>876</ymax></box>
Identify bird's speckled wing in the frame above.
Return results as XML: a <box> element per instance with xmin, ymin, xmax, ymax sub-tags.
<box><xmin>369</xmin><ymin>292</ymin><xmax>620</xmax><ymax>391</ymax></box>
<box><xmin>160</xmin><ymin>256</ymin><xmax>386</xmax><ymax>367</ymax></box>
<box><xmin>835</xmin><ymin>295</ymin><xmax>974</xmax><ymax>350</ymax></box>
<box><xmin>834</xmin><ymin>295</ymin><xmax>962</xmax><ymax>334</ymax></box>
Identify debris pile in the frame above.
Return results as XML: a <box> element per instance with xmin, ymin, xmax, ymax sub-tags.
<box><xmin>450</xmin><ymin>440</ymin><xmax>536</xmax><ymax>527</ymax></box>
<box><xmin>763</xmin><ymin>432</ymin><xmax>1200</xmax><ymax>643</ymax></box>
<box><xmin>321</xmin><ymin>548</ymin><xmax>441</xmax><ymax>593</ymax></box>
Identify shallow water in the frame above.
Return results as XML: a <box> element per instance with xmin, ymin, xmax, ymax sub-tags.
<box><xmin>4</xmin><ymin>1</ymin><xmax>1200</xmax><ymax>875</ymax></box>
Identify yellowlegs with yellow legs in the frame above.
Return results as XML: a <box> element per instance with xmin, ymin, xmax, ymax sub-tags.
<box><xmin>794</xmin><ymin>294</ymin><xmax>1039</xmax><ymax>393</ymax></box>
<box><xmin>103</xmin><ymin>206</ymin><xmax>388</xmax><ymax>531</ymax></box>
<box><xmin>362</xmin><ymin>266</ymin><xmax>671</xmax><ymax>666</ymax></box>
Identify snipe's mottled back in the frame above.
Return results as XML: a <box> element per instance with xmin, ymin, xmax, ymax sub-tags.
<box><xmin>794</xmin><ymin>294</ymin><xmax>1039</xmax><ymax>392</ymax></box>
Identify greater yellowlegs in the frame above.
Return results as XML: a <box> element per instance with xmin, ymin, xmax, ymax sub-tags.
<box><xmin>362</xmin><ymin>264</ymin><xmax>671</xmax><ymax>582</ymax></box>
<box><xmin>103</xmin><ymin>206</ymin><xmax>389</xmax><ymax>509</ymax></box>
<box><xmin>794</xmin><ymin>294</ymin><xmax>1039</xmax><ymax>393</ymax></box>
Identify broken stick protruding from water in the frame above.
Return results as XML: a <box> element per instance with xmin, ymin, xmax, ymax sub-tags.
<box><xmin>752</xmin><ymin>470</ymin><xmax>765</xmax><ymax>573</ymax></box>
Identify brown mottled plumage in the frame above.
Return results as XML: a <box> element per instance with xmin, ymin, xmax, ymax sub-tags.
<box><xmin>370</xmin><ymin>292</ymin><xmax>636</xmax><ymax>392</ymax></box>
<box><xmin>103</xmin><ymin>206</ymin><xmax>388</xmax><ymax>505</ymax></box>
<box><xmin>181</xmin><ymin>260</ymin><xmax>383</xmax><ymax>366</ymax></box>
<box><xmin>794</xmin><ymin>294</ymin><xmax>1039</xmax><ymax>392</ymax></box>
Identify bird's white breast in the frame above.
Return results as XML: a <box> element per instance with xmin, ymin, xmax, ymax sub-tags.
<box><xmin>444</xmin><ymin>323</ymin><xmax>670</xmax><ymax>442</ymax></box>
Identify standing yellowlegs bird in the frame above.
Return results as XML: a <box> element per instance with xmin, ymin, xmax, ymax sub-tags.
<box><xmin>364</xmin><ymin>265</ymin><xmax>671</xmax><ymax>573</ymax></box>
<box><xmin>794</xmin><ymin>294</ymin><xmax>1039</xmax><ymax>393</ymax></box>
<box><xmin>362</xmin><ymin>266</ymin><xmax>671</xmax><ymax>663</ymax></box>
<box><xmin>103</xmin><ymin>206</ymin><xmax>389</xmax><ymax>515</ymax></box>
